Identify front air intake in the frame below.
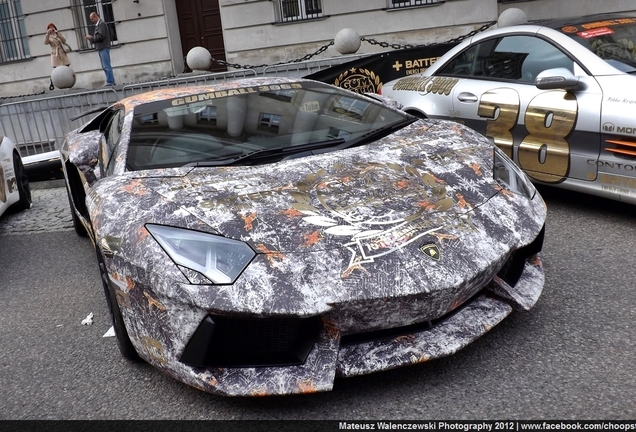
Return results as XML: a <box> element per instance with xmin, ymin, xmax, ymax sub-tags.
<box><xmin>180</xmin><ymin>315</ymin><xmax>323</xmax><ymax>368</ymax></box>
<box><xmin>497</xmin><ymin>225</ymin><xmax>545</xmax><ymax>287</ymax></box>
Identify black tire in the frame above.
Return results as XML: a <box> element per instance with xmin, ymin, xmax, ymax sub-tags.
<box><xmin>66</xmin><ymin>186</ymin><xmax>87</xmax><ymax>236</ymax></box>
<box><xmin>8</xmin><ymin>153</ymin><xmax>32</xmax><ymax>213</ymax></box>
<box><xmin>97</xmin><ymin>249</ymin><xmax>141</xmax><ymax>362</ymax></box>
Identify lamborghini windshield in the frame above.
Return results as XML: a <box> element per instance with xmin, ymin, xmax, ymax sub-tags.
<box><xmin>126</xmin><ymin>82</ymin><xmax>412</xmax><ymax>170</ymax></box>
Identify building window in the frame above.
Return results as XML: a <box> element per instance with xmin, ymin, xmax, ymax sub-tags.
<box><xmin>332</xmin><ymin>96</ymin><xmax>371</xmax><ymax>121</ymax></box>
<box><xmin>0</xmin><ymin>1</ymin><xmax>30</xmax><ymax>63</ymax></box>
<box><xmin>71</xmin><ymin>0</ymin><xmax>118</xmax><ymax>50</ymax></box>
<box><xmin>197</xmin><ymin>106</ymin><xmax>217</xmax><ymax>125</ymax></box>
<box><xmin>140</xmin><ymin>113</ymin><xmax>159</xmax><ymax>124</ymax></box>
<box><xmin>327</xmin><ymin>127</ymin><xmax>351</xmax><ymax>140</ymax></box>
<box><xmin>260</xmin><ymin>89</ymin><xmax>294</xmax><ymax>103</ymax></box>
<box><xmin>258</xmin><ymin>113</ymin><xmax>282</xmax><ymax>133</ymax></box>
<box><xmin>277</xmin><ymin>0</ymin><xmax>323</xmax><ymax>23</ymax></box>
<box><xmin>387</xmin><ymin>0</ymin><xmax>444</xmax><ymax>10</ymax></box>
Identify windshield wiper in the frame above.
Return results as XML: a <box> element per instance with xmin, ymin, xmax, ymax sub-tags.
<box><xmin>186</xmin><ymin>138</ymin><xmax>347</xmax><ymax>167</ymax></box>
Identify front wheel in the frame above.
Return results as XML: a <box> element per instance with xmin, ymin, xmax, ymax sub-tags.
<box><xmin>8</xmin><ymin>153</ymin><xmax>32</xmax><ymax>213</ymax></box>
<box><xmin>97</xmin><ymin>249</ymin><xmax>141</xmax><ymax>362</ymax></box>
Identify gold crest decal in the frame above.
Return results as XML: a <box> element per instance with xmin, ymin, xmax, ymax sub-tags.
<box><xmin>334</xmin><ymin>68</ymin><xmax>382</xmax><ymax>94</ymax></box>
<box><xmin>419</xmin><ymin>243</ymin><xmax>441</xmax><ymax>261</ymax></box>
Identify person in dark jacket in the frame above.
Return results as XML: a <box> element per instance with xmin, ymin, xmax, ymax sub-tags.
<box><xmin>85</xmin><ymin>12</ymin><xmax>115</xmax><ymax>86</ymax></box>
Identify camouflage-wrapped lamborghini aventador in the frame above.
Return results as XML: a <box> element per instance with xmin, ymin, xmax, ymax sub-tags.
<box><xmin>60</xmin><ymin>77</ymin><xmax>546</xmax><ymax>396</ymax></box>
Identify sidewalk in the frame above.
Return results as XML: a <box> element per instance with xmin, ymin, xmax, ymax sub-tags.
<box><xmin>0</xmin><ymin>180</ymin><xmax>74</xmax><ymax>236</ymax></box>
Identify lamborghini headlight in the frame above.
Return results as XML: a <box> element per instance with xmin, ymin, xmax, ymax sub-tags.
<box><xmin>493</xmin><ymin>146</ymin><xmax>536</xmax><ymax>200</ymax></box>
<box><xmin>146</xmin><ymin>224</ymin><xmax>255</xmax><ymax>284</ymax></box>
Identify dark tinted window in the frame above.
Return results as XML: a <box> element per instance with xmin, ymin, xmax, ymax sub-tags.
<box><xmin>99</xmin><ymin>109</ymin><xmax>124</xmax><ymax>177</ymax></box>
<box><xmin>438</xmin><ymin>39</ymin><xmax>498</xmax><ymax>77</ymax></box>
<box><xmin>439</xmin><ymin>35</ymin><xmax>573</xmax><ymax>82</ymax></box>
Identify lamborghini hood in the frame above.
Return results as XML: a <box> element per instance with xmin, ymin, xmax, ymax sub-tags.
<box><xmin>121</xmin><ymin>120</ymin><xmax>505</xmax><ymax>253</ymax></box>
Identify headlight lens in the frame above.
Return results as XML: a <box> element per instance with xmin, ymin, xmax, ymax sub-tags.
<box><xmin>146</xmin><ymin>224</ymin><xmax>255</xmax><ymax>284</ymax></box>
<box><xmin>493</xmin><ymin>146</ymin><xmax>536</xmax><ymax>200</ymax></box>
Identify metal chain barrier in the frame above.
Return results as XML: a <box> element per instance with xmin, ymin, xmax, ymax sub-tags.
<box><xmin>210</xmin><ymin>41</ymin><xmax>335</xmax><ymax>70</ymax></box>
<box><xmin>361</xmin><ymin>20</ymin><xmax>497</xmax><ymax>50</ymax></box>
<box><xmin>360</xmin><ymin>37</ymin><xmax>418</xmax><ymax>50</ymax></box>
<box><xmin>208</xmin><ymin>21</ymin><xmax>497</xmax><ymax>70</ymax></box>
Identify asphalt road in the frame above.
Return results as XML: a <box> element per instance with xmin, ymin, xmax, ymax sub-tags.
<box><xmin>1</xmin><ymin>183</ymin><xmax>635</xmax><ymax>420</ymax></box>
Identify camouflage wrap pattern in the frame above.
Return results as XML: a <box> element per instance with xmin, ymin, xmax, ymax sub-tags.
<box><xmin>62</xmin><ymin>78</ymin><xmax>547</xmax><ymax>396</ymax></box>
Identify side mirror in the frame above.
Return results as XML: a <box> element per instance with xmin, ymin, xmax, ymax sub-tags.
<box><xmin>68</xmin><ymin>131</ymin><xmax>102</xmax><ymax>187</ymax></box>
<box><xmin>535</xmin><ymin>68</ymin><xmax>580</xmax><ymax>90</ymax></box>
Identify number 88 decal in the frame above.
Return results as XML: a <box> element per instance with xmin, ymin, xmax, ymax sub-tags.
<box><xmin>478</xmin><ymin>88</ymin><xmax>578</xmax><ymax>183</ymax></box>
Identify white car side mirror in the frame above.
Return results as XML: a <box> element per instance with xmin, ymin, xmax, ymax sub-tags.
<box><xmin>535</xmin><ymin>67</ymin><xmax>580</xmax><ymax>90</ymax></box>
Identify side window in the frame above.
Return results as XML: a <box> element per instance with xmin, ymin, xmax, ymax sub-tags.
<box><xmin>101</xmin><ymin>109</ymin><xmax>124</xmax><ymax>176</ymax></box>
<box><xmin>492</xmin><ymin>36</ymin><xmax>574</xmax><ymax>82</ymax></box>
<box><xmin>439</xmin><ymin>36</ymin><xmax>574</xmax><ymax>83</ymax></box>
<box><xmin>438</xmin><ymin>39</ymin><xmax>498</xmax><ymax>77</ymax></box>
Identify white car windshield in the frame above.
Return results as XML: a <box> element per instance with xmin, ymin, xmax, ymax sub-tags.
<box><xmin>561</xmin><ymin>17</ymin><xmax>636</xmax><ymax>71</ymax></box>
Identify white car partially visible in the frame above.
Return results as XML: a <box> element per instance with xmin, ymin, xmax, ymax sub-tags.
<box><xmin>22</xmin><ymin>149</ymin><xmax>63</xmax><ymax>182</ymax></box>
<box><xmin>0</xmin><ymin>135</ymin><xmax>32</xmax><ymax>218</ymax></box>
<box><xmin>380</xmin><ymin>12</ymin><xmax>636</xmax><ymax>205</ymax></box>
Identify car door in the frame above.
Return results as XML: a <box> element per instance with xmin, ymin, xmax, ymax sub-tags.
<box><xmin>386</xmin><ymin>74</ymin><xmax>459</xmax><ymax>120</ymax></box>
<box><xmin>98</xmin><ymin>108</ymin><xmax>125</xmax><ymax>178</ymax></box>
<box><xmin>436</xmin><ymin>34</ymin><xmax>603</xmax><ymax>184</ymax></box>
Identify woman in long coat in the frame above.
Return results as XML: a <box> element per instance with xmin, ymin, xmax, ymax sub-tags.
<box><xmin>44</xmin><ymin>23</ymin><xmax>70</xmax><ymax>68</ymax></box>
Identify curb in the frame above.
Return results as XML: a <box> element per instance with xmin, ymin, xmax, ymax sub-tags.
<box><xmin>30</xmin><ymin>179</ymin><xmax>66</xmax><ymax>190</ymax></box>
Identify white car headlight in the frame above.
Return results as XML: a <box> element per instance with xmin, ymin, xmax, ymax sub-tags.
<box><xmin>146</xmin><ymin>224</ymin><xmax>255</xmax><ymax>284</ymax></box>
<box><xmin>493</xmin><ymin>146</ymin><xmax>536</xmax><ymax>200</ymax></box>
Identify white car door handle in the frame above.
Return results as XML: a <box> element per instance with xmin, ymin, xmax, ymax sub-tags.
<box><xmin>457</xmin><ymin>92</ymin><xmax>479</xmax><ymax>103</ymax></box>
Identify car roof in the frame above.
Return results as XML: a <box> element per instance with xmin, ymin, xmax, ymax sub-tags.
<box><xmin>423</xmin><ymin>12</ymin><xmax>636</xmax><ymax>77</ymax></box>
<box><xmin>529</xmin><ymin>12</ymin><xmax>636</xmax><ymax>31</ymax></box>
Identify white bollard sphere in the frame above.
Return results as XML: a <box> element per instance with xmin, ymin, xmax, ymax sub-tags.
<box><xmin>186</xmin><ymin>46</ymin><xmax>212</xmax><ymax>72</ymax></box>
<box><xmin>498</xmin><ymin>8</ymin><xmax>528</xmax><ymax>28</ymax></box>
<box><xmin>334</xmin><ymin>28</ymin><xmax>361</xmax><ymax>54</ymax></box>
<box><xmin>51</xmin><ymin>65</ymin><xmax>76</xmax><ymax>89</ymax></box>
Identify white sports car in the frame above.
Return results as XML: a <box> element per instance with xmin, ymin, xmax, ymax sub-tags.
<box><xmin>381</xmin><ymin>13</ymin><xmax>636</xmax><ymax>204</ymax></box>
<box><xmin>0</xmin><ymin>135</ymin><xmax>31</xmax><ymax>218</ymax></box>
